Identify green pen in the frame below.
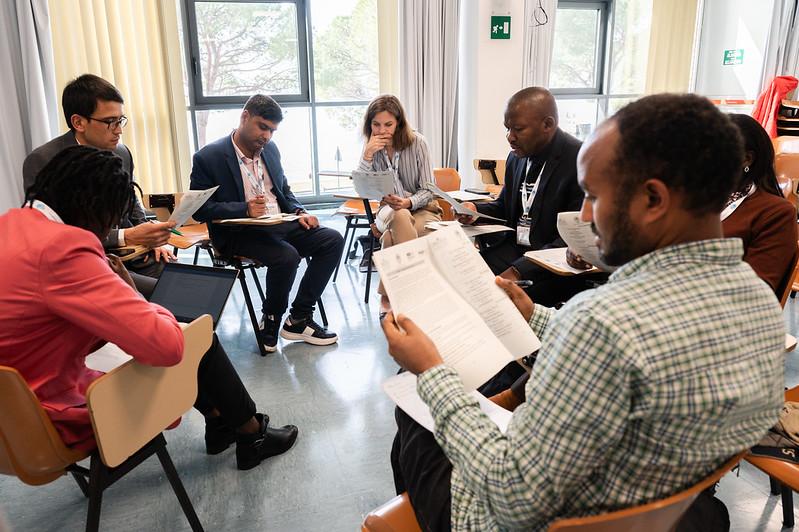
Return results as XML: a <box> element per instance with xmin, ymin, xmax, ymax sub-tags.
<box><xmin>170</xmin><ymin>228</ymin><xmax>184</xmax><ymax>236</ymax></box>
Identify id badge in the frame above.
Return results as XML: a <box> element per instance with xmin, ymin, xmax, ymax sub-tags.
<box><xmin>516</xmin><ymin>217</ymin><xmax>532</xmax><ymax>246</ymax></box>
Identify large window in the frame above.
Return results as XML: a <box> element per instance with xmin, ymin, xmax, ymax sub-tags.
<box><xmin>550</xmin><ymin>0</ymin><xmax>652</xmax><ymax>139</ymax></box>
<box><xmin>182</xmin><ymin>0</ymin><xmax>379</xmax><ymax>202</ymax></box>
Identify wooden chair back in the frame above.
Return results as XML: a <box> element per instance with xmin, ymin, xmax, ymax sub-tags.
<box><xmin>87</xmin><ymin>315</ymin><xmax>213</xmax><ymax>467</ymax></box>
<box><xmin>774</xmin><ymin>137</ymin><xmax>799</xmax><ymax>209</ymax></box>
<box><xmin>0</xmin><ymin>367</ymin><xmax>90</xmax><ymax>486</ymax></box>
<box><xmin>473</xmin><ymin>159</ymin><xmax>506</xmax><ymax>185</ymax></box>
<box><xmin>547</xmin><ymin>453</ymin><xmax>745</xmax><ymax>531</ymax></box>
<box><xmin>433</xmin><ymin>168</ymin><xmax>462</xmax><ymax>221</ymax></box>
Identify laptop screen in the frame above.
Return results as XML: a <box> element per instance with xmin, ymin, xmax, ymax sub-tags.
<box><xmin>148</xmin><ymin>263</ymin><xmax>238</xmax><ymax>326</ymax></box>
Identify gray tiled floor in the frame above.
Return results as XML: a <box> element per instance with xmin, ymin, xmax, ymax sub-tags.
<box><xmin>1</xmin><ymin>210</ymin><xmax>799</xmax><ymax>531</ymax></box>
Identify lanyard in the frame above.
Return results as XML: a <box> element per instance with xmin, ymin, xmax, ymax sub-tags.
<box><xmin>720</xmin><ymin>184</ymin><xmax>756</xmax><ymax>221</ymax></box>
<box><xmin>30</xmin><ymin>200</ymin><xmax>64</xmax><ymax>224</ymax></box>
<box><xmin>237</xmin><ymin>156</ymin><xmax>265</xmax><ymax>196</ymax></box>
<box><xmin>383</xmin><ymin>149</ymin><xmax>403</xmax><ymax>195</ymax></box>
<box><xmin>520</xmin><ymin>161</ymin><xmax>546</xmax><ymax>218</ymax></box>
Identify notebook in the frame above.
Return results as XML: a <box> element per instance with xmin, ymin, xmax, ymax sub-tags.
<box><xmin>148</xmin><ymin>262</ymin><xmax>238</xmax><ymax>327</ymax></box>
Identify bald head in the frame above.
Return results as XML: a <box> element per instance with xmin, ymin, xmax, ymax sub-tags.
<box><xmin>504</xmin><ymin>87</ymin><xmax>559</xmax><ymax>157</ymax></box>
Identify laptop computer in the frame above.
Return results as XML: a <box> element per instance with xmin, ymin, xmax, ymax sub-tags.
<box><xmin>148</xmin><ymin>262</ymin><xmax>238</xmax><ymax>328</ymax></box>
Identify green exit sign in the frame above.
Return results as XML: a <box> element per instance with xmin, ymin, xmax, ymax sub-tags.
<box><xmin>491</xmin><ymin>16</ymin><xmax>511</xmax><ymax>39</ymax></box>
<box><xmin>723</xmin><ymin>49</ymin><xmax>744</xmax><ymax>65</ymax></box>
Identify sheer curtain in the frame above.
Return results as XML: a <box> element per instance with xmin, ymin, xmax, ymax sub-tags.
<box><xmin>399</xmin><ymin>0</ymin><xmax>460</xmax><ymax>168</ymax></box>
<box><xmin>645</xmin><ymin>0</ymin><xmax>700</xmax><ymax>93</ymax></box>
<box><xmin>522</xmin><ymin>0</ymin><xmax>557</xmax><ymax>87</ymax></box>
<box><xmin>47</xmin><ymin>0</ymin><xmax>191</xmax><ymax>193</ymax></box>
<box><xmin>761</xmin><ymin>0</ymin><xmax>799</xmax><ymax>91</ymax></box>
<box><xmin>0</xmin><ymin>0</ymin><xmax>56</xmax><ymax>214</ymax></box>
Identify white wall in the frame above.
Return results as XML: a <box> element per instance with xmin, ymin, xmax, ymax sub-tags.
<box><xmin>458</xmin><ymin>0</ymin><xmax>526</xmax><ymax>186</ymax></box>
<box><xmin>693</xmin><ymin>0</ymin><xmax>775</xmax><ymax>99</ymax></box>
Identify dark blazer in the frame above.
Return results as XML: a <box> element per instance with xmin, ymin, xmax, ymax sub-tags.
<box><xmin>476</xmin><ymin>128</ymin><xmax>583</xmax><ymax>274</ymax></box>
<box><xmin>190</xmin><ymin>135</ymin><xmax>305</xmax><ymax>247</ymax></box>
<box><xmin>22</xmin><ymin>131</ymin><xmax>145</xmax><ymax>248</ymax></box>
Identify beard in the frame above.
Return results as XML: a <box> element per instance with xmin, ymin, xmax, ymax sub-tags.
<box><xmin>594</xmin><ymin>201</ymin><xmax>639</xmax><ymax>267</ymax></box>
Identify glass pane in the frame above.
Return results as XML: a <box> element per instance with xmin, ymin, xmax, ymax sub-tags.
<box><xmin>316</xmin><ymin>105</ymin><xmax>368</xmax><ymax>194</ymax></box>
<box><xmin>311</xmin><ymin>0</ymin><xmax>379</xmax><ymax>101</ymax></box>
<box><xmin>609</xmin><ymin>0</ymin><xmax>653</xmax><ymax>94</ymax></box>
<box><xmin>194</xmin><ymin>107</ymin><xmax>314</xmax><ymax>196</ymax></box>
<box><xmin>550</xmin><ymin>8</ymin><xmax>600</xmax><ymax>90</ymax></box>
<box><xmin>194</xmin><ymin>2</ymin><xmax>301</xmax><ymax>97</ymax></box>
<box><xmin>607</xmin><ymin>97</ymin><xmax>637</xmax><ymax>117</ymax></box>
<box><xmin>556</xmin><ymin>99</ymin><xmax>599</xmax><ymax>141</ymax></box>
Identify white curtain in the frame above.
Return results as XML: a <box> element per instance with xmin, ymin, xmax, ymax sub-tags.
<box><xmin>0</xmin><ymin>0</ymin><xmax>56</xmax><ymax>214</ymax></box>
<box><xmin>522</xmin><ymin>0</ymin><xmax>557</xmax><ymax>87</ymax></box>
<box><xmin>399</xmin><ymin>0</ymin><xmax>460</xmax><ymax>168</ymax></box>
<box><xmin>761</xmin><ymin>0</ymin><xmax>799</xmax><ymax>91</ymax></box>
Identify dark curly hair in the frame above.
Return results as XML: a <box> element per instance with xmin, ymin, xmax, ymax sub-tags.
<box><xmin>728</xmin><ymin>113</ymin><xmax>782</xmax><ymax>197</ymax></box>
<box><xmin>24</xmin><ymin>145</ymin><xmax>137</xmax><ymax>237</ymax></box>
<box><xmin>62</xmin><ymin>74</ymin><xmax>124</xmax><ymax>130</ymax></box>
<box><xmin>612</xmin><ymin>94</ymin><xmax>744</xmax><ymax>215</ymax></box>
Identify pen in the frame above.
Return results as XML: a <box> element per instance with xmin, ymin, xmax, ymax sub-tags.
<box><xmin>514</xmin><ymin>280</ymin><xmax>533</xmax><ymax>287</ymax></box>
<box><xmin>149</xmin><ymin>220</ymin><xmax>183</xmax><ymax>236</ymax></box>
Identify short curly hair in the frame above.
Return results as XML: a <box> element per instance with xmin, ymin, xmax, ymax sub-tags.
<box><xmin>612</xmin><ymin>93</ymin><xmax>744</xmax><ymax>215</ymax></box>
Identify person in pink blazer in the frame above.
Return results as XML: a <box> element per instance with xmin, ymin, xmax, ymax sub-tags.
<box><xmin>0</xmin><ymin>146</ymin><xmax>296</xmax><ymax>471</ymax></box>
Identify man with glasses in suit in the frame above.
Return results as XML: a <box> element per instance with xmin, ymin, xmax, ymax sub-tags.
<box><xmin>23</xmin><ymin>74</ymin><xmax>175</xmax><ymax>297</ymax></box>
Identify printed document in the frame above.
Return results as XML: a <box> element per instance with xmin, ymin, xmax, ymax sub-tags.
<box><xmin>374</xmin><ymin>224</ymin><xmax>540</xmax><ymax>391</ymax></box>
<box><xmin>351</xmin><ymin>170</ymin><xmax>395</xmax><ymax>200</ymax></box>
<box><xmin>168</xmin><ymin>186</ymin><xmax>219</xmax><ymax>228</ymax></box>
<box><xmin>556</xmin><ymin>211</ymin><xmax>615</xmax><ymax>272</ymax></box>
<box><xmin>383</xmin><ymin>371</ymin><xmax>513</xmax><ymax>433</ymax></box>
<box><xmin>425</xmin><ymin>220</ymin><xmax>514</xmax><ymax>238</ymax></box>
<box><xmin>426</xmin><ymin>183</ymin><xmax>505</xmax><ymax>222</ymax></box>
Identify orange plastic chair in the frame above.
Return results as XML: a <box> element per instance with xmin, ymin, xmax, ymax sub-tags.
<box><xmin>0</xmin><ymin>315</ymin><xmax>213</xmax><ymax>532</ymax></box>
<box><xmin>362</xmin><ymin>452</ymin><xmax>743</xmax><ymax>532</ymax></box>
<box><xmin>745</xmin><ymin>385</ymin><xmax>799</xmax><ymax>527</ymax></box>
<box><xmin>433</xmin><ymin>168</ymin><xmax>462</xmax><ymax>221</ymax></box>
<box><xmin>773</xmin><ymin>137</ymin><xmax>799</xmax><ymax>210</ymax></box>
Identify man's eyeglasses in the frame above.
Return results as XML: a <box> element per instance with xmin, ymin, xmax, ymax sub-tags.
<box><xmin>85</xmin><ymin>115</ymin><xmax>128</xmax><ymax>130</ymax></box>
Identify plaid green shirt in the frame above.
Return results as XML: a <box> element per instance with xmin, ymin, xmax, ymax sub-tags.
<box><xmin>418</xmin><ymin>239</ymin><xmax>785</xmax><ymax>531</ymax></box>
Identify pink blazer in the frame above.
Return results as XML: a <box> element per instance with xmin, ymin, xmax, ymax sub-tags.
<box><xmin>0</xmin><ymin>208</ymin><xmax>184</xmax><ymax>450</ymax></box>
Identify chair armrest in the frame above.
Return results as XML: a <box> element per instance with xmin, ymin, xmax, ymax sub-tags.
<box><xmin>86</xmin><ymin>315</ymin><xmax>213</xmax><ymax>467</ymax></box>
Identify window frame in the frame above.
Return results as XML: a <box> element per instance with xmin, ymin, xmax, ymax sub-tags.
<box><xmin>549</xmin><ymin>0</ymin><xmax>610</xmax><ymax>96</ymax></box>
<box><xmin>184</xmin><ymin>0</ymin><xmax>311</xmax><ymax>107</ymax></box>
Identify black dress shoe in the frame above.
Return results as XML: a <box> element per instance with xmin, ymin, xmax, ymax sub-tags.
<box><xmin>236</xmin><ymin>414</ymin><xmax>298</xmax><ymax>471</ymax></box>
<box><xmin>205</xmin><ymin>414</ymin><xmax>269</xmax><ymax>455</ymax></box>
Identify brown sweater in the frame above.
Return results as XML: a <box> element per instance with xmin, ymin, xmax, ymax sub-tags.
<box><xmin>722</xmin><ymin>188</ymin><xmax>797</xmax><ymax>294</ymax></box>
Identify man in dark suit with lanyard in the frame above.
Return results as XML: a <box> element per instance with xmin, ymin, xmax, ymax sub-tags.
<box><xmin>460</xmin><ymin>87</ymin><xmax>601</xmax><ymax>307</ymax></box>
<box><xmin>190</xmin><ymin>94</ymin><xmax>344</xmax><ymax>353</ymax></box>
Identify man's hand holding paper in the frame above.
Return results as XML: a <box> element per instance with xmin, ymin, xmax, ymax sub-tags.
<box><xmin>381</xmin><ymin>312</ymin><xmax>444</xmax><ymax>375</ymax></box>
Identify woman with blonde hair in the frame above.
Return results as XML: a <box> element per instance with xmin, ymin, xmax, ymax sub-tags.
<box><xmin>358</xmin><ymin>95</ymin><xmax>442</xmax><ymax>310</ymax></box>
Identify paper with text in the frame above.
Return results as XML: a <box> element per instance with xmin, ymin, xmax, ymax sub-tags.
<box><xmin>168</xmin><ymin>187</ymin><xmax>219</xmax><ymax>228</ymax></box>
<box><xmin>556</xmin><ymin>211</ymin><xmax>614</xmax><ymax>272</ymax></box>
<box><xmin>351</xmin><ymin>170</ymin><xmax>395</xmax><ymax>200</ymax></box>
<box><xmin>374</xmin><ymin>224</ymin><xmax>540</xmax><ymax>390</ymax></box>
<box><xmin>426</xmin><ymin>183</ymin><xmax>505</xmax><ymax>222</ymax></box>
<box><xmin>425</xmin><ymin>220</ymin><xmax>514</xmax><ymax>238</ymax></box>
<box><xmin>383</xmin><ymin>372</ymin><xmax>512</xmax><ymax>433</ymax></box>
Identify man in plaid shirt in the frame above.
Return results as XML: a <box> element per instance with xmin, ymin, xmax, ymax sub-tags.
<box><xmin>382</xmin><ymin>94</ymin><xmax>786</xmax><ymax>531</ymax></box>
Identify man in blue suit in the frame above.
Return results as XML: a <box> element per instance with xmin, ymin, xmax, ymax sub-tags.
<box><xmin>190</xmin><ymin>94</ymin><xmax>344</xmax><ymax>353</ymax></box>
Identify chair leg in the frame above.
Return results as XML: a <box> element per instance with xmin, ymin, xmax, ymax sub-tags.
<box><xmin>156</xmin><ymin>444</ymin><xmax>205</xmax><ymax>532</ymax></box>
<box><xmin>250</xmin><ymin>267</ymin><xmax>266</xmax><ymax>303</ymax></box>
<box><xmin>781</xmin><ymin>482</ymin><xmax>795</xmax><ymax>528</ymax></box>
<box><xmin>85</xmin><ymin>456</ymin><xmax>105</xmax><ymax>532</ymax></box>
<box><xmin>239</xmin><ymin>271</ymin><xmax>267</xmax><ymax>357</ymax></box>
<box><xmin>770</xmin><ymin>475</ymin><xmax>781</xmax><ymax>495</ymax></box>
<box><xmin>318</xmin><ymin>298</ymin><xmax>328</xmax><ymax>327</ymax></box>
<box><xmin>364</xmin><ymin>234</ymin><xmax>375</xmax><ymax>304</ymax></box>
<box><xmin>71</xmin><ymin>470</ymin><xmax>90</xmax><ymax>498</ymax></box>
<box><xmin>193</xmin><ymin>246</ymin><xmax>200</xmax><ymax>266</ymax></box>
<box><xmin>333</xmin><ymin>217</ymin><xmax>353</xmax><ymax>283</ymax></box>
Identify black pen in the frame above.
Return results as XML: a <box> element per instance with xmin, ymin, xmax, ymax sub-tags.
<box><xmin>513</xmin><ymin>280</ymin><xmax>533</xmax><ymax>287</ymax></box>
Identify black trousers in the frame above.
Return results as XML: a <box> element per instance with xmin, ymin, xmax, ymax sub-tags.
<box><xmin>391</xmin><ymin>407</ymin><xmax>453</xmax><ymax>532</ymax></box>
<box><xmin>222</xmin><ymin>222</ymin><xmax>344</xmax><ymax>318</ymax></box>
<box><xmin>479</xmin><ymin>239</ymin><xmax>607</xmax><ymax>307</ymax></box>
<box><xmin>193</xmin><ymin>334</ymin><xmax>257</xmax><ymax>428</ymax></box>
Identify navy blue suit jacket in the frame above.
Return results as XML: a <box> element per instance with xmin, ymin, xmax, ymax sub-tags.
<box><xmin>190</xmin><ymin>135</ymin><xmax>305</xmax><ymax>247</ymax></box>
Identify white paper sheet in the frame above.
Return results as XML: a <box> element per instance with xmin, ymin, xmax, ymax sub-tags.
<box><xmin>425</xmin><ymin>220</ymin><xmax>514</xmax><ymax>237</ymax></box>
<box><xmin>426</xmin><ymin>183</ymin><xmax>505</xmax><ymax>222</ymax></box>
<box><xmin>374</xmin><ymin>224</ymin><xmax>540</xmax><ymax>390</ymax></box>
<box><xmin>382</xmin><ymin>372</ymin><xmax>512</xmax><ymax>433</ymax></box>
<box><xmin>556</xmin><ymin>211</ymin><xmax>614</xmax><ymax>272</ymax></box>
<box><xmin>448</xmin><ymin>189</ymin><xmax>494</xmax><ymax>202</ymax></box>
<box><xmin>351</xmin><ymin>170</ymin><xmax>395</xmax><ymax>200</ymax></box>
<box><xmin>85</xmin><ymin>342</ymin><xmax>132</xmax><ymax>373</ymax></box>
<box><xmin>167</xmin><ymin>186</ymin><xmax>219</xmax><ymax>228</ymax></box>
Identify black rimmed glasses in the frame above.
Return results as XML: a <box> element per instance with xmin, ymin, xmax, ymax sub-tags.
<box><xmin>86</xmin><ymin>115</ymin><xmax>128</xmax><ymax>130</ymax></box>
